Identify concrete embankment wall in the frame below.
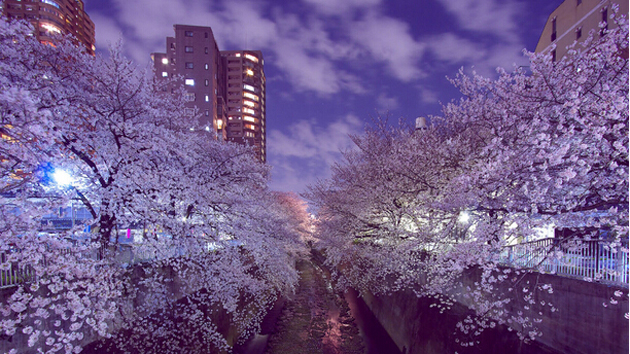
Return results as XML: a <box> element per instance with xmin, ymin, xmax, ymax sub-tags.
<box><xmin>361</xmin><ymin>271</ymin><xmax>628</xmax><ymax>354</ymax></box>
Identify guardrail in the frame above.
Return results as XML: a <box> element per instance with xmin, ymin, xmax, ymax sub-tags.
<box><xmin>500</xmin><ymin>237</ymin><xmax>629</xmax><ymax>286</ymax></box>
<box><xmin>0</xmin><ymin>243</ymin><xmax>189</xmax><ymax>289</ymax></box>
<box><xmin>0</xmin><ymin>253</ymin><xmax>35</xmax><ymax>288</ymax></box>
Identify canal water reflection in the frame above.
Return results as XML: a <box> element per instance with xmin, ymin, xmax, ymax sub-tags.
<box><xmin>237</xmin><ymin>258</ymin><xmax>401</xmax><ymax>354</ymax></box>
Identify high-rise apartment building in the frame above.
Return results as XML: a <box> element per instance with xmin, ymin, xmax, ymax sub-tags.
<box><xmin>536</xmin><ymin>0</ymin><xmax>628</xmax><ymax>61</ymax></box>
<box><xmin>152</xmin><ymin>25</ymin><xmax>266</xmax><ymax>162</ymax></box>
<box><xmin>222</xmin><ymin>50</ymin><xmax>266</xmax><ymax>163</ymax></box>
<box><xmin>152</xmin><ymin>25</ymin><xmax>227</xmax><ymax>138</ymax></box>
<box><xmin>1</xmin><ymin>0</ymin><xmax>95</xmax><ymax>55</ymax></box>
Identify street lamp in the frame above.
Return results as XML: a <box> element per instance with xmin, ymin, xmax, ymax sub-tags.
<box><xmin>52</xmin><ymin>169</ymin><xmax>74</xmax><ymax>187</ymax></box>
<box><xmin>52</xmin><ymin>168</ymin><xmax>75</xmax><ymax>227</ymax></box>
<box><xmin>458</xmin><ymin>211</ymin><xmax>470</xmax><ymax>224</ymax></box>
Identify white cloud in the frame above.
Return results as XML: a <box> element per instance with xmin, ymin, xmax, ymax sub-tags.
<box><xmin>349</xmin><ymin>13</ymin><xmax>426</xmax><ymax>81</ymax></box>
<box><xmin>376</xmin><ymin>93</ymin><xmax>399</xmax><ymax>112</ymax></box>
<box><xmin>91</xmin><ymin>13</ymin><xmax>124</xmax><ymax>51</ymax></box>
<box><xmin>427</xmin><ymin>33</ymin><xmax>486</xmax><ymax>64</ymax></box>
<box><xmin>437</xmin><ymin>0</ymin><xmax>523</xmax><ymax>42</ymax></box>
<box><xmin>301</xmin><ymin>0</ymin><xmax>381</xmax><ymax>16</ymax></box>
<box><xmin>419</xmin><ymin>87</ymin><xmax>439</xmax><ymax>104</ymax></box>
<box><xmin>267</xmin><ymin>114</ymin><xmax>363</xmax><ymax>192</ymax></box>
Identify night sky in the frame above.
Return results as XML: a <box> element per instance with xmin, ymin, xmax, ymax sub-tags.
<box><xmin>84</xmin><ymin>0</ymin><xmax>563</xmax><ymax>194</ymax></box>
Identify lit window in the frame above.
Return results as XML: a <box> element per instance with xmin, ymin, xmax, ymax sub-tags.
<box><xmin>205</xmin><ymin>110</ymin><xmax>209</xmax><ymax>116</ymax></box>
<box><xmin>185</xmin><ymin>79</ymin><xmax>195</xmax><ymax>86</ymax></box>
<box><xmin>217</xmin><ymin>120</ymin><xmax>223</xmax><ymax>129</ymax></box>
<box><xmin>243</xmin><ymin>84</ymin><xmax>255</xmax><ymax>92</ymax></box>
<box><xmin>244</xmin><ymin>116</ymin><xmax>256</xmax><ymax>123</ymax></box>
<box><xmin>185</xmin><ymin>62</ymin><xmax>193</xmax><ymax>69</ymax></box>
<box><xmin>243</xmin><ymin>108</ymin><xmax>255</xmax><ymax>115</ymax></box>
<box><xmin>243</xmin><ymin>100</ymin><xmax>255</xmax><ymax>107</ymax></box>
<box><xmin>41</xmin><ymin>22</ymin><xmax>62</xmax><ymax>34</ymax></box>
<box><xmin>185</xmin><ymin>31</ymin><xmax>193</xmax><ymax>37</ymax></box>
<box><xmin>244</xmin><ymin>54</ymin><xmax>259</xmax><ymax>63</ymax></box>
<box><xmin>205</xmin><ymin>63</ymin><xmax>209</xmax><ymax>70</ymax></box>
<box><xmin>161</xmin><ymin>72</ymin><xmax>168</xmax><ymax>77</ymax></box>
<box><xmin>235</xmin><ymin>53</ymin><xmax>241</xmax><ymax>57</ymax></box>
<box><xmin>205</xmin><ymin>95</ymin><xmax>209</xmax><ymax>102</ymax></box>
<box><xmin>245</xmin><ymin>69</ymin><xmax>254</xmax><ymax>76</ymax></box>
<box><xmin>41</xmin><ymin>0</ymin><xmax>60</xmax><ymax>9</ymax></box>
<box><xmin>243</xmin><ymin>92</ymin><xmax>259</xmax><ymax>102</ymax></box>
<box><xmin>205</xmin><ymin>79</ymin><xmax>209</xmax><ymax>86</ymax></box>
<box><xmin>185</xmin><ymin>46</ymin><xmax>193</xmax><ymax>53</ymax></box>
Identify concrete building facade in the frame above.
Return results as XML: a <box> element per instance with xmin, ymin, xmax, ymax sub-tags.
<box><xmin>152</xmin><ymin>25</ymin><xmax>227</xmax><ymax>138</ymax></box>
<box><xmin>1</xmin><ymin>0</ymin><xmax>95</xmax><ymax>55</ymax></box>
<box><xmin>535</xmin><ymin>0</ymin><xmax>628</xmax><ymax>60</ymax></box>
<box><xmin>152</xmin><ymin>25</ymin><xmax>266</xmax><ymax>162</ymax></box>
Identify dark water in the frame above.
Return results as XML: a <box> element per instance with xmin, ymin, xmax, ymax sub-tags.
<box><xmin>237</xmin><ymin>266</ymin><xmax>402</xmax><ymax>354</ymax></box>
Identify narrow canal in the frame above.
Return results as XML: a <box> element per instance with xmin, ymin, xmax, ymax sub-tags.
<box><xmin>237</xmin><ymin>256</ymin><xmax>400</xmax><ymax>354</ymax></box>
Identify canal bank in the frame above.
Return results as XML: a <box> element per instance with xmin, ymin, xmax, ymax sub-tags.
<box><xmin>238</xmin><ymin>256</ymin><xmax>402</xmax><ymax>354</ymax></box>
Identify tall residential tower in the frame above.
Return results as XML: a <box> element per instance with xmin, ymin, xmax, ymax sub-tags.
<box><xmin>152</xmin><ymin>25</ymin><xmax>266</xmax><ymax>162</ymax></box>
<box><xmin>1</xmin><ymin>0</ymin><xmax>95</xmax><ymax>55</ymax></box>
<box><xmin>152</xmin><ymin>25</ymin><xmax>227</xmax><ymax>138</ymax></box>
<box><xmin>222</xmin><ymin>50</ymin><xmax>266</xmax><ymax>163</ymax></box>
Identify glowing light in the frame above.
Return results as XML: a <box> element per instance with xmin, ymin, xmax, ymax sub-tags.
<box><xmin>244</xmin><ymin>54</ymin><xmax>259</xmax><ymax>63</ymax></box>
<box><xmin>243</xmin><ymin>92</ymin><xmax>259</xmax><ymax>101</ymax></box>
<box><xmin>161</xmin><ymin>58</ymin><xmax>168</xmax><ymax>65</ymax></box>
<box><xmin>53</xmin><ymin>169</ymin><xmax>73</xmax><ymax>186</ymax></box>
<box><xmin>245</xmin><ymin>69</ymin><xmax>254</xmax><ymax>76</ymax></box>
<box><xmin>41</xmin><ymin>23</ymin><xmax>62</xmax><ymax>34</ymax></box>
<box><xmin>458</xmin><ymin>211</ymin><xmax>470</xmax><ymax>224</ymax></box>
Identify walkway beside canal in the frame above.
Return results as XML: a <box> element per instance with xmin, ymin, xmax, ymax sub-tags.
<box><xmin>263</xmin><ymin>259</ymin><xmax>366</xmax><ymax>354</ymax></box>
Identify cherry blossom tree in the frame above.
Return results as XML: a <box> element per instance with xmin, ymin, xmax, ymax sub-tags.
<box><xmin>306</xmin><ymin>13</ymin><xmax>628</xmax><ymax>345</ymax></box>
<box><xmin>0</xmin><ymin>20</ymin><xmax>302</xmax><ymax>354</ymax></box>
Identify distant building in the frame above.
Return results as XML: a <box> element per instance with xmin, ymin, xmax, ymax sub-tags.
<box><xmin>152</xmin><ymin>25</ymin><xmax>227</xmax><ymax>139</ymax></box>
<box><xmin>152</xmin><ymin>25</ymin><xmax>267</xmax><ymax>163</ymax></box>
<box><xmin>221</xmin><ymin>50</ymin><xmax>266</xmax><ymax>163</ymax></box>
<box><xmin>535</xmin><ymin>0</ymin><xmax>628</xmax><ymax>61</ymax></box>
<box><xmin>1</xmin><ymin>0</ymin><xmax>96</xmax><ymax>55</ymax></box>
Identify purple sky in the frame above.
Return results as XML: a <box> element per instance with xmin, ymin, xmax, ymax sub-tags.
<box><xmin>85</xmin><ymin>0</ymin><xmax>562</xmax><ymax>194</ymax></box>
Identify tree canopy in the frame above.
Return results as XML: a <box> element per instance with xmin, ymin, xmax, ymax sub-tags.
<box><xmin>306</xmin><ymin>14</ymin><xmax>628</xmax><ymax>344</ymax></box>
<box><xmin>0</xmin><ymin>20</ymin><xmax>308</xmax><ymax>353</ymax></box>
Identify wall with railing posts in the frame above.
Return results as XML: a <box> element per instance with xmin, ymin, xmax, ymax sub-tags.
<box><xmin>499</xmin><ymin>237</ymin><xmax>629</xmax><ymax>287</ymax></box>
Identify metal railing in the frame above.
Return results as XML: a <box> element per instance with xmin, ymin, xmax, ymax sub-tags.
<box><xmin>0</xmin><ymin>243</ymin><xmax>190</xmax><ymax>288</ymax></box>
<box><xmin>500</xmin><ymin>237</ymin><xmax>629</xmax><ymax>286</ymax></box>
